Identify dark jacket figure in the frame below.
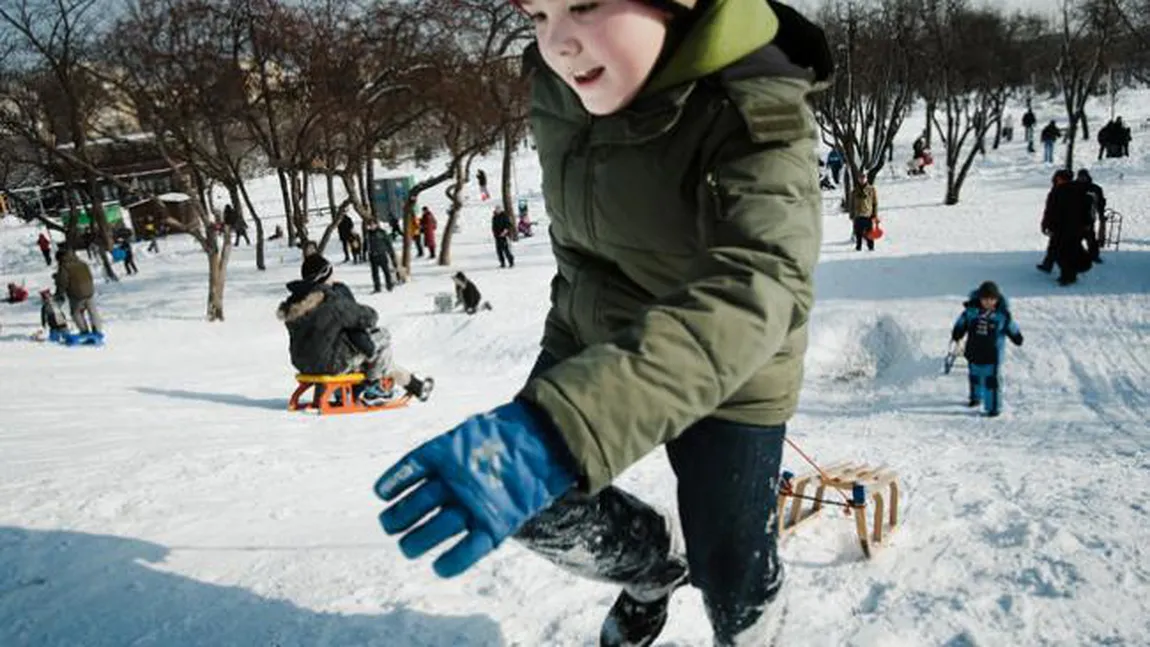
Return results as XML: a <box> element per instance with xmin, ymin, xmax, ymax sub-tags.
<box><xmin>276</xmin><ymin>254</ymin><xmax>432</xmax><ymax>403</ymax></box>
<box><xmin>475</xmin><ymin>169</ymin><xmax>489</xmax><ymax>200</ymax></box>
<box><xmin>951</xmin><ymin>282</ymin><xmax>1023</xmax><ymax>417</ymax></box>
<box><xmin>491</xmin><ymin>209</ymin><xmax>515</xmax><ymax>268</ymax></box>
<box><xmin>225</xmin><ymin>204</ymin><xmax>250</xmax><ymax>246</ymax></box>
<box><xmin>54</xmin><ymin>250</ymin><xmax>101</xmax><ymax>334</ymax></box>
<box><xmin>1040</xmin><ymin>121</ymin><xmax>1061</xmax><ymax>162</ymax></box>
<box><xmin>363</xmin><ymin>219</ymin><xmax>399</xmax><ymax>292</ymax></box>
<box><xmin>1076</xmin><ymin>169</ymin><xmax>1106</xmax><ymax>261</ymax></box>
<box><xmin>337</xmin><ymin>215</ymin><xmax>355</xmax><ymax>262</ymax></box>
<box><xmin>119</xmin><ymin>240</ymin><xmax>138</xmax><ymax>275</ymax></box>
<box><xmin>1039</xmin><ymin>170</ymin><xmax>1092</xmax><ymax>285</ymax></box>
<box><xmin>452</xmin><ymin>272</ymin><xmax>490</xmax><ymax>315</ymax></box>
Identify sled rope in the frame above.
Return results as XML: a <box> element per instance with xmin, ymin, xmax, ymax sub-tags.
<box><xmin>785</xmin><ymin>437</ymin><xmax>854</xmax><ymax>508</ymax></box>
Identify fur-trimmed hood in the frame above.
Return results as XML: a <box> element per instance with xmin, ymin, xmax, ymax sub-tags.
<box><xmin>277</xmin><ymin>284</ymin><xmax>326</xmax><ymax>323</ymax></box>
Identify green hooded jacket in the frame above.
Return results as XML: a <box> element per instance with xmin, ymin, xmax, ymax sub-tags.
<box><xmin>518</xmin><ymin>0</ymin><xmax>825</xmax><ymax>492</ymax></box>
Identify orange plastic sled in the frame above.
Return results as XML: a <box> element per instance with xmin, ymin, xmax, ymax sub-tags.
<box><xmin>288</xmin><ymin>373</ymin><xmax>410</xmax><ymax>415</ymax></box>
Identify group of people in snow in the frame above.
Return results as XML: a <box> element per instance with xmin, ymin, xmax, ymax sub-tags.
<box><xmin>1037</xmin><ymin>168</ymin><xmax>1108</xmax><ymax>286</ymax></box>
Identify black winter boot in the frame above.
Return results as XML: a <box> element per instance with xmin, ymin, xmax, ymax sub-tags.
<box><xmin>405</xmin><ymin>376</ymin><xmax>435</xmax><ymax>402</ymax></box>
<box><xmin>600</xmin><ymin>559</ymin><xmax>688</xmax><ymax>647</ymax></box>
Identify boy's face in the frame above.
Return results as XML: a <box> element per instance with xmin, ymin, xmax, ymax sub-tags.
<box><xmin>979</xmin><ymin>296</ymin><xmax>998</xmax><ymax>310</ymax></box>
<box><xmin>522</xmin><ymin>0</ymin><xmax>671</xmax><ymax>116</ymax></box>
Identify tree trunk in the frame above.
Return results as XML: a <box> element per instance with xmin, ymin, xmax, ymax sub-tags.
<box><xmin>365</xmin><ymin>151</ymin><xmax>377</xmax><ymax>221</ymax></box>
<box><xmin>237</xmin><ymin>180</ymin><xmax>265</xmax><ymax>271</ymax></box>
<box><xmin>439</xmin><ymin>155</ymin><xmax>471</xmax><ymax>267</ymax></box>
<box><xmin>1065</xmin><ymin>118</ymin><xmax>1078</xmax><ymax>172</ymax></box>
<box><xmin>276</xmin><ymin>168</ymin><xmax>294</xmax><ymax>246</ymax></box>
<box><xmin>945</xmin><ymin>162</ymin><xmax>959</xmax><ymax>206</ymax></box>
<box><xmin>206</xmin><ymin>250</ymin><xmax>226</xmax><ymax>321</ymax></box>
<box><xmin>924</xmin><ymin>99</ymin><xmax>935</xmax><ymax>149</ymax></box>
<box><xmin>501</xmin><ymin>130</ymin><xmax>516</xmax><ymax>241</ymax></box>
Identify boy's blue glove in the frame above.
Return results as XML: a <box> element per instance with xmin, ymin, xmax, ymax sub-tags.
<box><xmin>374</xmin><ymin>400</ymin><xmax>577</xmax><ymax>578</ymax></box>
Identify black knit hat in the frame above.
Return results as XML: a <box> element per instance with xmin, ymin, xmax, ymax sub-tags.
<box><xmin>977</xmin><ymin>281</ymin><xmax>1001</xmax><ymax>299</ymax></box>
<box><xmin>301</xmin><ymin>254</ymin><xmax>333</xmax><ymax>284</ymax></box>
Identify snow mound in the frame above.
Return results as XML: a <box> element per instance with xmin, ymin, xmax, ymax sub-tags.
<box><xmin>806</xmin><ymin>313</ymin><xmax>935</xmax><ymax>386</ymax></box>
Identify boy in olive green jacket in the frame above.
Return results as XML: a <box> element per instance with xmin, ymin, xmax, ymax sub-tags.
<box><xmin>376</xmin><ymin>0</ymin><xmax>829</xmax><ymax>644</ymax></box>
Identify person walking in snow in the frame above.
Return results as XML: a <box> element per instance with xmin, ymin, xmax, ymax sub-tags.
<box><xmin>475</xmin><ymin>168</ymin><xmax>490</xmax><ymax>201</ymax></box>
<box><xmin>363</xmin><ymin>218</ymin><xmax>399</xmax><ymax>293</ymax></box>
<box><xmin>118</xmin><ymin>239</ymin><xmax>138</xmax><ymax>276</ymax></box>
<box><xmin>406</xmin><ymin>211</ymin><xmax>423</xmax><ymax>257</ymax></box>
<box><xmin>337</xmin><ymin>213</ymin><xmax>355</xmax><ymax>263</ymax></box>
<box><xmin>276</xmin><ymin>254</ymin><xmax>433</xmax><ymax>406</ymax></box>
<box><xmin>1022</xmin><ymin>107</ymin><xmax>1037</xmax><ymax>152</ymax></box>
<box><xmin>419</xmin><ymin>206</ymin><xmax>438</xmax><ymax>260</ymax></box>
<box><xmin>491</xmin><ymin>207</ymin><xmax>515</xmax><ymax>268</ymax></box>
<box><xmin>37</xmin><ymin>232</ymin><xmax>53</xmax><ymax>266</ymax></box>
<box><xmin>1040</xmin><ymin>120</ymin><xmax>1061</xmax><ymax>163</ymax></box>
<box><xmin>826</xmin><ymin>145</ymin><xmax>844</xmax><ymax>185</ymax></box>
<box><xmin>1075</xmin><ymin>169</ymin><xmax>1106</xmax><ymax>263</ymax></box>
<box><xmin>852</xmin><ymin>174</ymin><xmax>879</xmax><ymax>251</ymax></box>
<box><xmin>951</xmin><ymin>281</ymin><xmax>1023</xmax><ymax>417</ymax></box>
<box><xmin>1038</xmin><ymin>169</ymin><xmax>1092</xmax><ymax>286</ymax></box>
<box><xmin>373</xmin><ymin>1</ymin><xmax>830</xmax><ymax>645</ymax></box>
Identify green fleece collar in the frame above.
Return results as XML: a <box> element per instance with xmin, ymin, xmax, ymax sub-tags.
<box><xmin>643</xmin><ymin>0</ymin><xmax>779</xmax><ymax>96</ymax></box>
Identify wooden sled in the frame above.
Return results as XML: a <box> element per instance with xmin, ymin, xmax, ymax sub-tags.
<box><xmin>288</xmin><ymin>373</ymin><xmax>410</xmax><ymax>415</ymax></box>
<box><xmin>777</xmin><ymin>461</ymin><xmax>899</xmax><ymax>558</ymax></box>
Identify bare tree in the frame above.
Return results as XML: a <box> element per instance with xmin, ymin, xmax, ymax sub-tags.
<box><xmin>815</xmin><ymin>0</ymin><xmax>918</xmax><ymax>209</ymax></box>
<box><xmin>0</xmin><ymin>0</ymin><xmax>121</xmax><ymax>279</ymax></box>
<box><xmin>1053</xmin><ymin>0</ymin><xmax>1115</xmax><ymax>171</ymax></box>
<box><xmin>920</xmin><ymin>0</ymin><xmax>1012</xmax><ymax>204</ymax></box>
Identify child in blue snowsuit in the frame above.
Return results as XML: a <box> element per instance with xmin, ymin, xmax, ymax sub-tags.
<box><xmin>951</xmin><ymin>281</ymin><xmax>1023</xmax><ymax>417</ymax></box>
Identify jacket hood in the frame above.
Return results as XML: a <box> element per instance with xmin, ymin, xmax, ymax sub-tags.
<box><xmin>643</xmin><ymin>0</ymin><xmax>778</xmax><ymax>95</ymax></box>
<box><xmin>277</xmin><ymin>286</ymin><xmax>326</xmax><ymax>323</ymax></box>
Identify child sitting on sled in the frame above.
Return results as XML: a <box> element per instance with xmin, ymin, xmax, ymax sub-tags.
<box><xmin>951</xmin><ymin>281</ymin><xmax>1023</xmax><ymax>417</ymax></box>
<box><xmin>276</xmin><ymin>254</ymin><xmax>433</xmax><ymax>407</ymax></box>
<box><xmin>39</xmin><ymin>288</ymin><xmax>69</xmax><ymax>342</ymax></box>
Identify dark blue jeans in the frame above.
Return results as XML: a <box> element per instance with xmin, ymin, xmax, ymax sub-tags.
<box><xmin>514</xmin><ymin>351</ymin><xmax>787</xmax><ymax>644</ymax></box>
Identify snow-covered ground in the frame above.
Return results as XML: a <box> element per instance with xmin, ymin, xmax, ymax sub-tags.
<box><xmin>2</xmin><ymin>90</ymin><xmax>1149</xmax><ymax>647</ymax></box>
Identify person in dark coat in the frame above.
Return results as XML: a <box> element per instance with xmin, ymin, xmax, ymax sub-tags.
<box><xmin>1040</xmin><ymin>121</ymin><xmax>1061</xmax><ymax>163</ymax></box>
<box><xmin>1075</xmin><ymin>169</ymin><xmax>1106</xmax><ymax>263</ymax></box>
<box><xmin>363</xmin><ymin>218</ymin><xmax>399</xmax><ymax>293</ymax></box>
<box><xmin>1038</xmin><ymin>170</ymin><xmax>1091</xmax><ymax>286</ymax></box>
<box><xmin>1021</xmin><ymin>108</ymin><xmax>1037</xmax><ymax>152</ymax></box>
<box><xmin>119</xmin><ymin>239</ymin><xmax>138</xmax><ymax>275</ymax></box>
<box><xmin>452</xmin><ymin>272</ymin><xmax>491</xmax><ymax>315</ymax></box>
<box><xmin>337</xmin><ymin>214</ymin><xmax>355</xmax><ymax>262</ymax></box>
<box><xmin>491</xmin><ymin>208</ymin><xmax>515</xmax><ymax>268</ymax></box>
<box><xmin>276</xmin><ymin>254</ymin><xmax>432</xmax><ymax>405</ymax></box>
<box><xmin>475</xmin><ymin>169</ymin><xmax>490</xmax><ymax>201</ymax></box>
<box><xmin>225</xmin><ymin>204</ymin><xmax>251</xmax><ymax>246</ymax></box>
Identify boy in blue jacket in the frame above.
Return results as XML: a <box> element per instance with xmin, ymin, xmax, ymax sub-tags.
<box><xmin>951</xmin><ymin>281</ymin><xmax>1023</xmax><ymax>417</ymax></box>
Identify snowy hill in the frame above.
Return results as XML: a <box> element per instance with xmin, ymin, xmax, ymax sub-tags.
<box><xmin>1</xmin><ymin>90</ymin><xmax>1148</xmax><ymax>646</ymax></box>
